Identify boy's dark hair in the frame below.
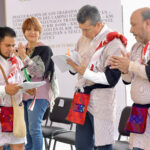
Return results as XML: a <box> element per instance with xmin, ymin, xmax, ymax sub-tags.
<box><xmin>0</xmin><ymin>27</ymin><xmax>16</xmax><ymax>42</ymax></box>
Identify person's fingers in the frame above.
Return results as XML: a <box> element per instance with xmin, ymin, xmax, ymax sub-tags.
<box><xmin>66</xmin><ymin>58</ymin><xmax>72</xmax><ymax>63</ymax></box>
<box><xmin>109</xmin><ymin>57</ymin><xmax>120</xmax><ymax>65</ymax></box>
<box><xmin>18</xmin><ymin>86</ymin><xmax>23</xmax><ymax>89</ymax></box>
<box><xmin>110</xmin><ymin>55</ymin><xmax>122</xmax><ymax>61</ymax></box>
<box><xmin>121</xmin><ymin>50</ymin><xmax>126</xmax><ymax>57</ymax></box>
<box><xmin>110</xmin><ymin>65</ymin><xmax>118</xmax><ymax>69</ymax></box>
<box><xmin>109</xmin><ymin>61</ymin><xmax>116</xmax><ymax>66</ymax></box>
<box><xmin>127</xmin><ymin>52</ymin><xmax>130</xmax><ymax>58</ymax></box>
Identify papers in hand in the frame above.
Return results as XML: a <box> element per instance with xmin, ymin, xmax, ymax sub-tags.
<box><xmin>52</xmin><ymin>51</ymin><xmax>81</xmax><ymax>73</ymax></box>
<box><xmin>18</xmin><ymin>81</ymin><xmax>46</xmax><ymax>93</ymax></box>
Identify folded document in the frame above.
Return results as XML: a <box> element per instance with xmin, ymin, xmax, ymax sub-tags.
<box><xmin>52</xmin><ymin>51</ymin><xmax>81</xmax><ymax>73</ymax></box>
<box><xmin>18</xmin><ymin>81</ymin><xmax>46</xmax><ymax>93</ymax></box>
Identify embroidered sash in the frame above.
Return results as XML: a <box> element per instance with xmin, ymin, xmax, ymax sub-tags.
<box><xmin>89</xmin><ymin>32</ymin><xmax>127</xmax><ymax>71</ymax></box>
<box><xmin>8</xmin><ymin>55</ymin><xmax>20</xmax><ymax>84</ymax></box>
<box><xmin>141</xmin><ymin>41</ymin><xmax>150</xmax><ymax>64</ymax></box>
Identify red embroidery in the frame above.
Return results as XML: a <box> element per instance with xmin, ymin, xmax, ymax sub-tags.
<box><xmin>140</xmin><ymin>42</ymin><xmax>150</xmax><ymax>64</ymax></box>
<box><xmin>91</xmin><ymin>32</ymin><xmax>127</xmax><ymax>70</ymax></box>
<box><xmin>96</xmin><ymin>32</ymin><xmax>127</xmax><ymax>51</ymax></box>
<box><xmin>90</xmin><ymin>64</ymin><xmax>94</xmax><ymax>71</ymax></box>
<box><xmin>8</xmin><ymin>56</ymin><xmax>20</xmax><ymax>80</ymax></box>
<box><xmin>143</xmin><ymin>43</ymin><xmax>149</xmax><ymax>55</ymax></box>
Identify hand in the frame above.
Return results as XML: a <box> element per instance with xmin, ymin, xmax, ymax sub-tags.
<box><xmin>66</xmin><ymin>58</ymin><xmax>86</xmax><ymax>75</ymax></box>
<box><xmin>26</xmin><ymin>88</ymin><xmax>36</xmax><ymax>96</ymax></box>
<box><xmin>13</xmin><ymin>47</ymin><xmax>19</xmax><ymax>56</ymax></box>
<box><xmin>5</xmin><ymin>84</ymin><xmax>22</xmax><ymax>96</ymax></box>
<box><xmin>17</xmin><ymin>42</ymin><xmax>27</xmax><ymax>60</ymax></box>
<box><xmin>109</xmin><ymin>50</ymin><xmax>130</xmax><ymax>74</ymax></box>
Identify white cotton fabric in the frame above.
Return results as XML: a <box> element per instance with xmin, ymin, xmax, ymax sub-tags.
<box><xmin>0</xmin><ymin>55</ymin><xmax>25</xmax><ymax>146</ymax></box>
<box><xmin>74</xmin><ymin>24</ymin><xmax>126</xmax><ymax>146</ymax></box>
<box><xmin>122</xmin><ymin>42</ymin><xmax>150</xmax><ymax>149</ymax></box>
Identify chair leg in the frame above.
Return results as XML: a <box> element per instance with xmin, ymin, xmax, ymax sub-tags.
<box><xmin>118</xmin><ymin>134</ymin><xmax>121</xmax><ymax>141</ymax></box>
<box><xmin>94</xmin><ymin>146</ymin><xmax>97</xmax><ymax>150</ymax></box>
<box><xmin>44</xmin><ymin>138</ymin><xmax>48</xmax><ymax>150</ymax></box>
<box><xmin>53</xmin><ymin>140</ymin><xmax>57</xmax><ymax>150</ymax></box>
<box><xmin>70</xmin><ymin>145</ymin><xmax>73</xmax><ymax>150</ymax></box>
<box><xmin>48</xmin><ymin>138</ymin><xmax>52</xmax><ymax>150</ymax></box>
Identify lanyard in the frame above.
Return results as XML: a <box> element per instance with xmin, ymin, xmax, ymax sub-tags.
<box><xmin>24</xmin><ymin>68</ymin><xmax>31</xmax><ymax>82</ymax></box>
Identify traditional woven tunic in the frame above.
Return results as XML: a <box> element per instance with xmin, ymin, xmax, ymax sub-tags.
<box><xmin>0</xmin><ymin>55</ymin><xmax>25</xmax><ymax>146</ymax></box>
<box><xmin>122</xmin><ymin>42</ymin><xmax>150</xmax><ymax>150</ymax></box>
<box><xmin>74</xmin><ymin>25</ymin><xmax>126</xmax><ymax>146</ymax></box>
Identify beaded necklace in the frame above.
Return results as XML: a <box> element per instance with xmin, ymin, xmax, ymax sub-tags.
<box><xmin>26</xmin><ymin>47</ymin><xmax>35</xmax><ymax>57</ymax></box>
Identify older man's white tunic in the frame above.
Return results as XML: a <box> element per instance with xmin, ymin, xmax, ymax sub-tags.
<box><xmin>74</xmin><ymin>25</ymin><xmax>126</xmax><ymax>146</ymax></box>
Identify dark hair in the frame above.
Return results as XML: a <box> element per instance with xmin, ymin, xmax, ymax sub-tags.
<box><xmin>77</xmin><ymin>5</ymin><xmax>102</xmax><ymax>26</ymax></box>
<box><xmin>0</xmin><ymin>27</ymin><xmax>16</xmax><ymax>42</ymax></box>
<box><xmin>141</xmin><ymin>8</ymin><xmax>150</xmax><ymax>21</ymax></box>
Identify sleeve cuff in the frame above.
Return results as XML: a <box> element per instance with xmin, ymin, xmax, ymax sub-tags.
<box><xmin>0</xmin><ymin>86</ymin><xmax>6</xmax><ymax>97</ymax></box>
<box><xmin>23</xmin><ymin>56</ymin><xmax>33</xmax><ymax>66</ymax></box>
<box><xmin>83</xmin><ymin>69</ymin><xmax>109</xmax><ymax>85</ymax></box>
<box><xmin>121</xmin><ymin>73</ymin><xmax>132</xmax><ymax>83</ymax></box>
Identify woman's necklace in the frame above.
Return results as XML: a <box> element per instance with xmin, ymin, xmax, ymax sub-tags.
<box><xmin>26</xmin><ymin>47</ymin><xmax>35</xmax><ymax>57</ymax></box>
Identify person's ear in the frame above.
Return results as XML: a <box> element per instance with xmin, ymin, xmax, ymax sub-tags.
<box><xmin>96</xmin><ymin>22</ymin><xmax>102</xmax><ymax>29</ymax></box>
<box><xmin>146</xmin><ymin>19</ymin><xmax>150</xmax><ymax>28</ymax></box>
<box><xmin>144</xmin><ymin>19</ymin><xmax>150</xmax><ymax>32</ymax></box>
<box><xmin>144</xmin><ymin>19</ymin><xmax>150</xmax><ymax>27</ymax></box>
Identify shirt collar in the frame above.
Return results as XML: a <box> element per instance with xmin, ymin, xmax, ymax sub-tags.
<box><xmin>90</xmin><ymin>24</ymin><xmax>108</xmax><ymax>45</ymax></box>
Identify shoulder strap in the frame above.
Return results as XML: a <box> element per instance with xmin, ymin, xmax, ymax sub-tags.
<box><xmin>0</xmin><ymin>64</ymin><xmax>16</xmax><ymax>103</ymax></box>
<box><xmin>0</xmin><ymin>64</ymin><xmax>8</xmax><ymax>85</ymax></box>
<box><xmin>77</xmin><ymin>84</ymin><xmax>114</xmax><ymax>94</ymax></box>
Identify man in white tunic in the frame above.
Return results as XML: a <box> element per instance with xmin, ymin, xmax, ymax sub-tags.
<box><xmin>109</xmin><ymin>7</ymin><xmax>150</xmax><ymax>150</ymax></box>
<box><xmin>0</xmin><ymin>27</ymin><xmax>35</xmax><ymax>150</ymax></box>
<box><xmin>67</xmin><ymin>5</ymin><xmax>126</xmax><ymax>150</ymax></box>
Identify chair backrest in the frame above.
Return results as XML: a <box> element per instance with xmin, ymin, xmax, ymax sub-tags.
<box><xmin>118</xmin><ymin>106</ymin><xmax>131</xmax><ymax>138</ymax></box>
<box><xmin>50</xmin><ymin>97</ymin><xmax>72</xmax><ymax>124</ymax></box>
<box><xmin>43</xmin><ymin>106</ymin><xmax>50</xmax><ymax>120</ymax></box>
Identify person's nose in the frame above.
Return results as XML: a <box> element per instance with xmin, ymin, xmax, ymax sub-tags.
<box><xmin>82</xmin><ymin>30</ymin><xmax>86</xmax><ymax>37</ymax></box>
<box><xmin>30</xmin><ymin>29</ymin><xmax>35</xmax><ymax>34</ymax></box>
<box><xmin>130</xmin><ymin>26</ymin><xmax>133</xmax><ymax>33</ymax></box>
<box><xmin>10</xmin><ymin>46</ymin><xmax>14</xmax><ymax>52</ymax></box>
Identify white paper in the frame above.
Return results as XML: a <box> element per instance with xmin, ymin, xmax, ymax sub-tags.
<box><xmin>70</xmin><ymin>51</ymin><xmax>81</xmax><ymax>66</ymax></box>
<box><xmin>18</xmin><ymin>81</ymin><xmax>46</xmax><ymax>93</ymax></box>
<box><xmin>52</xmin><ymin>55</ymin><xmax>74</xmax><ymax>72</ymax></box>
<box><xmin>52</xmin><ymin>51</ymin><xmax>81</xmax><ymax>73</ymax></box>
<box><xmin>58</xmin><ymin>99</ymin><xmax>64</xmax><ymax>107</ymax></box>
